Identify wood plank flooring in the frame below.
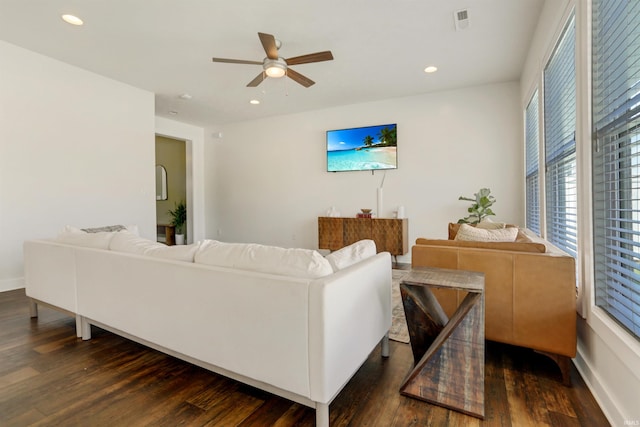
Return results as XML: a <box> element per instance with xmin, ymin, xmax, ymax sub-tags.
<box><xmin>0</xmin><ymin>289</ymin><xmax>609</xmax><ymax>426</ymax></box>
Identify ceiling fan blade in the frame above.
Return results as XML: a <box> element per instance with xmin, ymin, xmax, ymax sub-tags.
<box><xmin>286</xmin><ymin>68</ymin><xmax>315</xmax><ymax>88</ymax></box>
<box><xmin>285</xmin><ymin>51</ymin><xmax>334</xmax><ymax>65</ymax></box>
<box><xmin>246</xmin><ymin>72</ymin><xmax>265</xmax><ymax>87</ymax></box>
<box><xmin>258</xmin><ymin>32</ymin><xmax>279</xmax><ymax>59</ymax></box>
<box><xmin>212</xmin><ymin>57</ymin><xmax>263</xmax><ymax>65</ymax></box>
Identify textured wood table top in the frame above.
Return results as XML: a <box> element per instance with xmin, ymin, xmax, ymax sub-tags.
<box><xmin>402</xmin><ymin>266</ymin><xmax>484</xmax><ymax>292</ymax></box>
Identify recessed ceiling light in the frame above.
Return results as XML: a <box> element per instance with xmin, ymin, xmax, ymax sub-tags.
<box><xmin>424</xmin><ymin>66</ymin><xmax>438</xmax><ymax>73</ymax></box>
<box><xmin>250</xmin><ymin>99</ymin><xmax>260</xmax><ymax>105</ymax></box>
<box><xmin>169</xmin><ymin>110</ymin><xmax>178</xmax><ymax>115</ymax></box>
<box><xmin>179</xmin><ymin>93</ymin><xmax>192</xmax><ymax>100</ymax></box>
<box><xmin>61</xmin><ymin>14</ymin><xmax>83</xmax><ymax>26</ymax></box>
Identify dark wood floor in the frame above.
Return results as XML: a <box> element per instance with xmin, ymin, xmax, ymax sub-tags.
<box><xmin>0</xmin><ymin>289</ymin><xmax>609</xmax><ymax>426</ymax></box>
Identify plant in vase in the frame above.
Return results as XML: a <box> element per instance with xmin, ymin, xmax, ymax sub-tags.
<box><xmin>457</xmin><ymin>188</ymin><xmax>496</xmax><ymax>224</ymax></box>
<box><xmin>168</xmin><ymin>200</ymin><xmax>187</xmax><ymax>244</ymax></box>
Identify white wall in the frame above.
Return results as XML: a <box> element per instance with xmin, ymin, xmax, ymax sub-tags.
<box><xmin>520</xmin><ymin>1</ymin><xmax>640</xmax><ymax>424</ymax></box>
<box><xmin>209</xmin><ymin>81</ymin><xmax>523</xmax><ymax>263</ymax></box>
<box><xmin>0</xmin><ymin>40</ymin><xmax>156</xmax><ymax>291</ymax></box>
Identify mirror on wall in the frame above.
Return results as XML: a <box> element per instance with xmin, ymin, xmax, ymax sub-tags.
<box><xmin>156</xmin><ymin>165</ymin><xmax>168</xmax><ymax>200</ymax></box>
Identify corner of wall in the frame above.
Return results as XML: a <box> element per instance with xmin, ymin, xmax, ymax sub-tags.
<box><xmin>0</xmin><ymin>277</ymin><xmax>25</xmax><ymax>292</ymax></box>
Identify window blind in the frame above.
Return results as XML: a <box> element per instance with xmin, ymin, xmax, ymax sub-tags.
<box><xmin>544</xmin><ymin>13</ymin><xmax>577</xmax><ymax>258</ymax></box>
<box><xmin>593</xmin><ymin>0</ymin><xmax>640</xmax><ymax>339</ymax></box>
<box><xmin>526</xmin><ymin>90</ymin><xmax>541</xmax><ymax>235</ymax></box>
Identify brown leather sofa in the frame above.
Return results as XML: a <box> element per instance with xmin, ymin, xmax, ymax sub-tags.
<box><xmin>411</xmin><ymin>225</ymin><xmax>577</xmax><ymax>385</ymax></box>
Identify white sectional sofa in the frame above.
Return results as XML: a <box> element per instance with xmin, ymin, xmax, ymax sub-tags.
<box><xmin>24</xmin><ymin>229</ymin><xmax>392</xmax><ymax>426</ymax></box>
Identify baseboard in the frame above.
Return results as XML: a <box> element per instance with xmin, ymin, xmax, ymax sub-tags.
<box><xmin>0</xmin><ymin>277</ymin><xmax>24</xmax><ymax>292</ymax></box>
<box><xmin>574</xmin><ymin>344</ymin><xmax>620</xmax><ymax>426</ymax></box>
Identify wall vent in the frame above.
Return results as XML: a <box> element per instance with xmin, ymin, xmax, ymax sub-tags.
<box><xmin>454</xmin><ymin>9</ymin><xmax>470</xmax><ymax>31</ymax></box>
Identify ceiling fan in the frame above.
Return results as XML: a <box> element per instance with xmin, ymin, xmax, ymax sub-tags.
<box><xmin>211</xmin><ymin>32</ymin><xmax>333</xmax><ymax>88</ymax></box>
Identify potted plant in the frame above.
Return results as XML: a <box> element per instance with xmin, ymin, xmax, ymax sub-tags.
<box><xmin>168</xmin><ymin>200</ymin><xmax>187</xmax><ymax>244</ymax></box>
<box><xmin>457</xmin><ymin>188</ymin><xmax>496</xmax><ymax>224</ymax></box>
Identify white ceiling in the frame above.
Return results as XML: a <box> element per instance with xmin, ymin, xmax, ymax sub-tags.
<box><xmin>0</xmin><ymin>0</ymin><xmax>544</xmax><ymax>128</ymax></box>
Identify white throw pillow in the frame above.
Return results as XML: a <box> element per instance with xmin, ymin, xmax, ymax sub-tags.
<box><xmin>194</xmin><ymin>240</ymin><xmax>334</xmax><ymax>279</ymax></box>
<box><xmin>475</xmin><ymin>218</ymin><xmax>506</xmax><ymax>230</ymax></box>
<box><xmin>325</xmin><ymin>239</ymin><xmax>377</xmax><ymax>272</ymax></box>
<box><xmin>56</xmin><ymin>228</ymin><xmax>116</xmax><ymax>249</ymax></box>
<box><xmin>454</xmin><ymin>223</ymin><xmax>518</xmax><ymax>242</ymax></box>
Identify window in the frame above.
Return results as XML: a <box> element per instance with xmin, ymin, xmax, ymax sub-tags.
<box><xmin>592</xmin><ymin>0</ymin><xmax>640</xmax><ymax>339</ymax></box>
<box><xmin>525</xmin><ymin>90</ymin><xmax>540</xmax><ymax>235</ymax></box>
<box><xmin>544</xmin><ymin>13</ymin><xmax>577</xmax><ymax>257</ymax></box>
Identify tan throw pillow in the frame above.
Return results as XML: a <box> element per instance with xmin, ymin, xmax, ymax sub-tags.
<box><xmin>454</xmin><ymin>223</ymin><xmax>519</xmax><ymax>242</ymax></box>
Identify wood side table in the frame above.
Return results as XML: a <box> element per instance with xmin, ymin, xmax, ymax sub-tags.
<box><xmin>157</xmin><ymin>224</ymin><xmax>175</xmax><ymax>246</ymax></box>
<box><xmin>399</xmin><ymin>266</ymin><xmax>485</xmax><ymax>419</ymax></box>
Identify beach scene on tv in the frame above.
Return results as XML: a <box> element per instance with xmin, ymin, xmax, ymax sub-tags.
<box><xmin>327</xmin><ymin>124</ymin><xmax>397</xmax><ymax>172</ymax></box>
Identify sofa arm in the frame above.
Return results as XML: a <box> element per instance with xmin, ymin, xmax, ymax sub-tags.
<box><xmin>512</xmin><ymin>252</ymin><xmax>577</xmax><ymax>357</ymax></box>
<box><xmin>24</xmin><ymin>240</ymin><xmax>78</xmax><ymax>314</ymax></box>
<box><xmin>308</xmin><ymin>252</ymin><xmax>392</xmax><ymax>403</ymax></box>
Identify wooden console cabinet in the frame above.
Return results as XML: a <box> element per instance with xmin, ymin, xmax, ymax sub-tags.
<box><xmin>318</xmin><ymin>217</ymin><xmax>408</xmax><ymax>255</ymax></box>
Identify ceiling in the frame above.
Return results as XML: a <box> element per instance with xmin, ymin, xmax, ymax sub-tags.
<box><xmin>0</xmin><ymin>0</ymin><xmax>545</xmax><ymax>128</ymax></box>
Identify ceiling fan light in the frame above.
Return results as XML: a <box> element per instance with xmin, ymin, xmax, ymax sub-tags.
<box><xmin>265</xmin><ymin>65</ymin><xmax>286</xmax><ymax>78</ymax></box>
<box><xmin>264</xmin><ymin>60</ymin><xmax>286</xmax><ymax>78</ymax></box>
<box><xmin>61</xmin><ymin>14</ymin><xmax>83</xmax><ymax>26</ymax></box>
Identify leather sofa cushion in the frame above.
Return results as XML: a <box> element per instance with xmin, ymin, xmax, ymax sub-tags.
<box><xmin>415</xmin><ymin>238</ymin><xmax>546</xmax><ymax>253</ymax></box>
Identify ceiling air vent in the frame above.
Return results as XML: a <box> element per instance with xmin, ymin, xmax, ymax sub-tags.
<box><xmin>454</xmin><ymin>9</ymin><xmax>470</xmax><ymax>31</ymax></box>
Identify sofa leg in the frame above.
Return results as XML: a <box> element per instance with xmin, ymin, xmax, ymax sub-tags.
<box><xmin>80</xmin><ymin>317</ymin><xmax>92</xmax><ymax>341</ymax></box>
<box><xmin>536</xmin><ymin>351</ymin><xmax>572</xmax><ymax>386</ymax></box>
<box><xmin>381</xmin><ymin>332</ymin><xmax>390</xmax><ymax>357</ymax></box>
<box><xmin>29</xmin><ymin>298</ymin><xmax>38</xmax><ymax>318</ymax></box>
<box><xmin>316</xmin><ymin>402</ymin><xmax>329</xmax><ymax>427</ymax></box>
<box><xmin>75</xmin><ymin>316</ymin><xmax>82</xmax><ymax>338</ymax></box>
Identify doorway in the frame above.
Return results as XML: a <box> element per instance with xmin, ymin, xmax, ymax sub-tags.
<box><xmin>155</xmin><ymin>136</ymin><xmax>186</xmax><ymax>243</ymax></box>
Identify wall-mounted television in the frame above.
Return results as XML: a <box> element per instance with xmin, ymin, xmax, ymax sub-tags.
<box><xmin>326</xmin><ymin>123</ymin><xmax>397</xmax><ymax>172</ymax></box>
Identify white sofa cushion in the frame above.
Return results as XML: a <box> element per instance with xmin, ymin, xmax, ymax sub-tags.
<box><xmin>110</xmin><ymin>231</ymin><xmax>163</xmax><ymax>253</ymax></box>
<box><xmin>195</xmin><ymin>240</ymin><xmax>333</xmax><ymax>278</ymax></box>
<box><xmin>325</xmin><ymin>239</ymin><xmax>377</xmax><ymax>272</ymax></box>
<box><xmin>145</xmin><ymin>244</ymin><xmax>200</xmax><ymax>262</ymax></box>
<box><xmin>110</xmin><ymin>231</ymin><xmax>199</xmax><ymax>262</ymax></box>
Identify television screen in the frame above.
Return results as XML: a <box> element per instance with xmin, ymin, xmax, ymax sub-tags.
<box><xmin>326</xmin><ymin>123</ymin><xmax>397</xmax><ymax>172</ymax></box>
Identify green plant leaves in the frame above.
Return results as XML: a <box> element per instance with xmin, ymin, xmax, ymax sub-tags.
<box><xmin>168</xmin><ymin>201</ymin><xmax>187</xmax><ymax>233</ymax></box>
<box><xmin>457</xmin><ymin>188</ymin><xmax>496</xmax><ymax>224</ymax></box>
